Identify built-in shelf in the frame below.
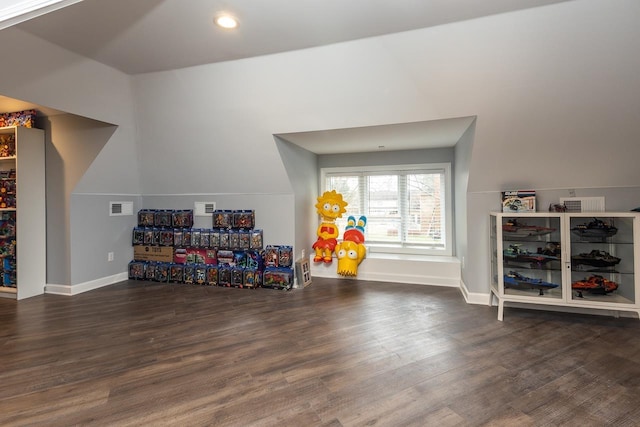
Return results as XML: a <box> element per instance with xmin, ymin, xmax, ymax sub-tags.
<box><xmin>0</xmin><ymin>126</ymin><xmax>46</xmax><ymax>300</ymax></box>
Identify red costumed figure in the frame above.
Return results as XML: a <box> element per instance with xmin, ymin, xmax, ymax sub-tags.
<box><xmin>313</xmin><ymin>190</ymin><xmax>348</xmax><ymax>263</ymax></box>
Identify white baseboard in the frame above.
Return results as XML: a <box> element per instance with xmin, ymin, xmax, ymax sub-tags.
<box><xmin>310</xmin><ymin>254</ymin><xmax>461</xmax><ymax>288</ymax></box>
<box><xmin>459</xmin><ymin>279</ymin><xmax>492</xmax><ymax>305</ymax></box>
<box><xmin>312</xmin><ymin>269</ymin><xmax>460</xmax><ymax>287</ymax></box>
<box><xmin>45</xmin><ymin>272</ymin><xmax>128</xmax><ymax>296</ymax></box>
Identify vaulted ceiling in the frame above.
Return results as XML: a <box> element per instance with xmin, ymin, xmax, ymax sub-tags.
<box><xmin>0</xmin><ymin>0</ymin><xmax>573</xmax><ymax>152</ymax></box>
<box><xmin>8</xmin><ymin>0</ymin><xmax>571</xmax><ymax>75</ymax></box>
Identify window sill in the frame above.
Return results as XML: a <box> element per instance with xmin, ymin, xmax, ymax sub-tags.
<box><xmin>364</xmin><ymin>252</ymin><xmax>458</xmax><ymax>264</ymax></box>
<box><xmin>366</xmin><ymin>244</ymin><xmax>451</xmax><ymax>257</ymax></box>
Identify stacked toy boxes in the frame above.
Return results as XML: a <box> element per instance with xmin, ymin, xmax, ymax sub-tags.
<box><xmin>0</xmin><ymin>109</ymin><xmax>37</xmax><ymax>128</ymax></box>
<box><xmin>129</xmin><ymin>209</ymin><xmax>195</xmax><ymax>282</ymax></box>
<box><xmin>213</xmin><ymin>209</ymin><xmax>264</xmax><ymax>288</ymax></box>
<box><xmin>129</xmin><ymin>208</ymin><xmax>299</xmax><ymax>290</ymax></box>
<box><xmin>0</xmin><ymin>212</ymin><xmax>16</xmax><ymax>287</ymax></box>
<box><xmin>262</xmin><ymin>244</ymin><xmax>294</xmax><ymax>290</ymax></box>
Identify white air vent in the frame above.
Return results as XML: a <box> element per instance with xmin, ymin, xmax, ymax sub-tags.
<box><xmin>194</xmin><ymin>201</ymin><xmax>216</xmax><ymax>216</ymax></box>
<box><xmin>109</xmin><ymin>201</ymin><xmax>133</xmax><ymax>216</ymax></box>
<box><xmin>559</xmin><ymin>197</ymin><xmax>605</xmax><ymax>213</ymax></box>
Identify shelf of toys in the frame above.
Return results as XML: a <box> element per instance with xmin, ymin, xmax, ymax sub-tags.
<box><xmin>0</xmin><ymin>122</ymin><xmax>46</xmax><ymax>300</ymax></box>
<box><xmin>0</xmin><ymin>211</ymin><xmax>17</xmax><ymax>294</ymax></box>
<box><xmin>128</xmin><ymin>209</ymin><xmax>295</xmax><ymax>290</ymax></box>
<box><xmin>0</xmin><ymin>133</ymin><xmax>16</xmax><ymax>293</ymax></box>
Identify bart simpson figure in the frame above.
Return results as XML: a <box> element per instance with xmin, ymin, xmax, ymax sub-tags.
<box><xmin>335</xmin><ymin>215</ymin><xmax>367</xmax><ymax>276</ymax></box>
<box><xmin>313</xmin><ymin>190</ymin><xmax>348</xmax><ymax>263</ymax></box>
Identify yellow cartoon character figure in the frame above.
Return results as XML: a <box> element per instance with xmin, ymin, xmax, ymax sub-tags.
<box><xmin>313</xmin><ymin>190</ymin><xmax>348</xmax><ymax>263</ymax></box>
<box><xmin>335</xmin><ymin>215</ymin><xmax>367</xmax><ymax>276</ymax></box>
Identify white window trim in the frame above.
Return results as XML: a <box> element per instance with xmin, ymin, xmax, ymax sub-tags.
<box><xmin>320</xmin><ymin>163</ymin><xmax>453</xmax><ymax>256</ymax></box>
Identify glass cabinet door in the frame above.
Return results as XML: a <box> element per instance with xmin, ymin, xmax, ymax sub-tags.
<box><xmin>569</xmin><ymin>215</ymin><xmax>635</xmax><ymax>305</ymax></box>
<box><xmin>500</xmin><ymin>215</ymin><xmax>563</xmax><ymax>300</ymax></box>
<box><xmin>490</xmin><ymin>215</ymin><xmax>498</xmax><ymax>293</ymax></box>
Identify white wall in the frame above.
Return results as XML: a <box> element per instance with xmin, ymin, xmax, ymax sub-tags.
<box><xmin>0</xmin><ymin>27</ymin><xmax>140</xmax><ymax>288</ymax></box>
<box><xmin>318</xmin><ymin>148</ymin><xmax>454</xmax><ymax>170</ymax></box>
<box><xmin>141</xmin><ymin>194</ymin><xmax>295</xmax><ymax>248</ymax></box>
<box><xmin>41</xmin><ymin>114</ymin><xmax>117</xmax><ymax>285</ymax></box>
<box><xmin>131</xmin><ymin>0</ymin><xmax>640</xmax><ymax>297</ymax></box>
<box><xmin>69</xmin><ymin>194</ymin><xmax>140</xmax><ymax>286</ymax></box>
<box><xmin>275</xmin><ymin>137</ymin><xmax>318</xmax><ymax>261</ymax></box>
<box><xmin>454</xmin><ymin>120</ymin><xmax>475</xmax><ymax>290</ymax></box>
<box><xmin>462</xmin><ymin>1</ymin><xmax>640</xmax><ymax>192</ymax></box>
<box><xmin>0</xmin><ymin>28</ymin><xmax>140</xmax><ymax>194</ymax></box>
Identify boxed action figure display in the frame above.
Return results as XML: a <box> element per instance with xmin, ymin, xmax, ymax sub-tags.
<box><xmin>128</xmin><ymin>261</ymin><xmax>146</xmax><ymax>280</ymax></box>
<box><xmin>218</xmin><ymin>266</ymin><xmax>231</xmax><ymax>286</ymax></box>
<box><xmin>233</xmin><ymin>210</ymin><xmax>254</xmax><ymax>229</ymax></box>
<box><xmin>155</xmin><ymin>263</ymin><xmax>170</xmax><ymax>282</ymax></box>
<box><xmin>262</xmin><ymin>267</ymin><xmax>294</xmax><ymax>290</ymax></box>
<box><xmin>154</xmin><ymin>210</ymin><xmax>172</xmax><ymax>227</ymax></box>
<box><xmin>194</xmin><ymin>265</ymin><xmax>207</xmax><ymax>285</ymax></box>
<box><xmin>206</xmin><ymin>265</ymin><xmax>218</xmax><ymax>286</ymax></box>
<box><xmin>169</xmin><ymin>263</ymin><xmax>184</xmax><ymax>283</ymax></box>
<box><xmin>213</xmin><ymin>210</ymin><xmax>233</xmax><ymax>229</ymax></box>
<box><xmin>128</xmin><ymin>206</ymin><xmax>294</xmax><ymax>291</ymax></box>
<box><xmin>138</xmin><ymin>209</ymin><xmax>155</xmax><ymax>227</ymax></box>
<box><xmin>501</xmin><ymin>190</ymin><xmax>536</xmax><ymax>213</ymax></box>
<box><xmin>172</xmin><ymin>210</ymin><xmax>194</xmax><ymax>228</ymax></box>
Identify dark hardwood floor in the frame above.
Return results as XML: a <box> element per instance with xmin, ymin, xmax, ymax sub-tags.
<box><xmin>1</xmin><ymin>278</ymin><xmax>639</xmax><ymax>426</ymax></box>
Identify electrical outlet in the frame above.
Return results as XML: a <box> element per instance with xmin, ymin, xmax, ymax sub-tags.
<box><xmin>108</xmin><ymin>252</ymin><xmax>114</xmax><ymax>262</ymax></box>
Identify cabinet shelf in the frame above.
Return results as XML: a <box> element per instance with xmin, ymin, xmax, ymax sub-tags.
<box><xmin>0</xmin><ymin>285</ymin><xmax>17</xmax><ymax>299</ymax></box>
<box><xmin>490</xmin><ymin>212</ymin><xmax>640</xmax><ymax>320</ymax></box>
<box><xmin>501</xmin><ymin>286</ymin><xmax>564</xmax><ymax>300</ymax></box>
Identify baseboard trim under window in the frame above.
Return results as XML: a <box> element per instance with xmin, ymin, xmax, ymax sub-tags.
<box><xmin>310</xmin><ymin>253</ymin><xmax>460</xmax><ymax>287</ymax></box>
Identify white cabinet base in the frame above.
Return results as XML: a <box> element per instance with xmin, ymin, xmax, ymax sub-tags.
<box><xmin>490</xmin><ymin>288</ymin><xmax>640</xmax><ymax>321</ymax></box>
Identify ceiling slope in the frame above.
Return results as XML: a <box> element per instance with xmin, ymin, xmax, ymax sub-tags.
<box><xmin>14</xmin><ymin>0</ymin><xmax>572</xmax><ymax>74</ymax></box>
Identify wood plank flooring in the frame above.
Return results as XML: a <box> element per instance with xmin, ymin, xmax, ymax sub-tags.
<box><xmin>1</xmin><ymin>278</ymin><xmax>639</xmax><ymax>426</ymax></box>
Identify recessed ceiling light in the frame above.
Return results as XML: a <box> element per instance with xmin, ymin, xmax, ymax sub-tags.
<box><xmin>215</xmin><ymin>14</ymin><xmax>238</xmax><ymax>29</ymax></box>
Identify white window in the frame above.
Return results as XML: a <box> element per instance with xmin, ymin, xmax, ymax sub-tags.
<box><xmin>321</xmin><ymin>163</ymin><xmax>452</xmax><ymax>256</ymax></box>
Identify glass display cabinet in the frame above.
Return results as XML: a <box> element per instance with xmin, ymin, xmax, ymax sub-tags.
<box><xmin>490</xmin><ymin>212</ymin><xmax>639</xmax><ymax>321</ymax></box>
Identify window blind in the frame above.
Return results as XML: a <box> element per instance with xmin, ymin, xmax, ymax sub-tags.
<box><xmin>324</xmin><ymin>164</ymin><xmax>449</xmax><ymax>254</ymax></box>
